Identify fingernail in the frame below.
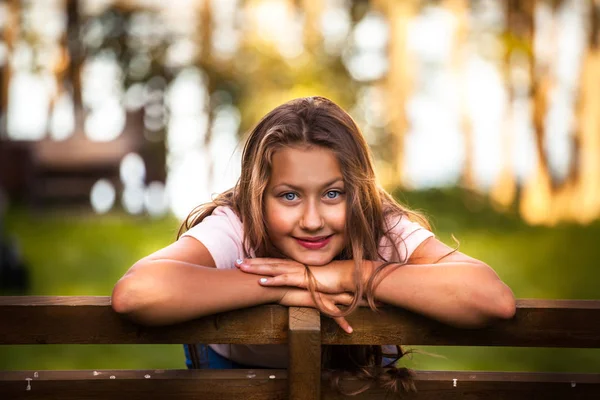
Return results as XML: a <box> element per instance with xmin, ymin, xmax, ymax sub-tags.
<box><xmin>347</xmin><ymin>326</ymin><xmax>353</xmax><ymax>334</ymax></box>
<box><xmin>259</xmin><ymin>278</ymin><xmax>268</xmax><ymax>284</ymax></box>
<box><xmin>235</xmin><ymin>259</ymin><xmax>243</xmax><ymax>265</ymax></box>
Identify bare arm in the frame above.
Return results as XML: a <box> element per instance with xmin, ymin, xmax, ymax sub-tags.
<box><xmin>237</xmin><ymin>237</ymin><xmax>515</xmax><ymax>329</ymax></box>
<box><xmin>111</xmin><ymin>237</ymin><xmax>284</xmax><ymax>326</ymax></box>
<box><xmin>360</xmin><ymin>237</ymin><xmax>516</xmax><ymax>328</ymax></box>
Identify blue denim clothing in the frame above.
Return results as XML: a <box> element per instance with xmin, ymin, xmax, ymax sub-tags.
<box><xmin>184</xmin><ymin>344</ymin><xmax>265</xmax><ymax>369</ymax></box>
<box><xmin>184</xmin><ymin>344</ymin><xmax>398</xmax><ymax>369</ymax></box>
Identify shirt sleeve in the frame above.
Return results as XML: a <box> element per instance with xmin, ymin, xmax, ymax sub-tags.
<box><xmin>180</xmin><ymin>206</ymin><xmax>245</xmax><ymax>270</ymax></box>
<box><xmin>378</xmin><ymin>214</ymin><xmax>435</xmax><ymax>263</ymax></box>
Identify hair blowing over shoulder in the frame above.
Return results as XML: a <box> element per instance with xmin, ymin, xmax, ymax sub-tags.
<box><xmin>179</xmin><ymin>96</ymin><xmax>430</xmax><ymax>395</ymax></box>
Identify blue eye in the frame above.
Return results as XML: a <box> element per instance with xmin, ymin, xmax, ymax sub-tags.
<box><xmin>326</xmin><ymin>190</ymin><xmax>340</xmax><ymax>199</ymax></box>
<box><xmin>283</xmin><ymin>193</ymin><xmax>297</xmax><ymax>201</ymax></box>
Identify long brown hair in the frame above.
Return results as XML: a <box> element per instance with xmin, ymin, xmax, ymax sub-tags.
<box><xmin>179</xmin><ymin>96</ymin><xmax>429</xmax><ymax>394</ymax></box>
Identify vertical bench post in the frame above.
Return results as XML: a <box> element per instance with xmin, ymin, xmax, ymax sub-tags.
<box><xmin>288</xmin><ymin>307</ymin><xmax>321</xmax><ymax>400</ymax></box>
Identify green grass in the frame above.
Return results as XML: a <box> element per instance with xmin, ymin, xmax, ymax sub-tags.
<box><xmin>397</xmin><ymin>188</ymin><xmax>600</xmax><ymax>301</ymax></box>
<box><xmin>2</xmin><ymin>188</ymin><xmax>600</xmax><ymax>372</ymax></box>
<box><xmin>1</xmin><ymin>211</ymin><xmax>185</xmax><ymax>370</ymax></box>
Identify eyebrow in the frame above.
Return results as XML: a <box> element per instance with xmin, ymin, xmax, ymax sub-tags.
<box><xmin>272</xmin><ymin>178</ymin><xmax>344</xmax><ymax>191</ymax></box>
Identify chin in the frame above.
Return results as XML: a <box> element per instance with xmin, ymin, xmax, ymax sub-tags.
<box><xmin>276</xmin><ymin>238</ymin><xmax>344</xmax><ymax>266</ymax></box>
<box><xmin>291</xmin><ymin>252</ymin><xmax>335</xmax><ymax>267</ymax></box>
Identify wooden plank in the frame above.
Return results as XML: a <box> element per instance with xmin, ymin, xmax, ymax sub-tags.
<box><xmin>2</xmin><ymin>297</ymin><xmax>600</xmax><ymax>348</ymax></box>
<box><xmin>0</xmin><ymin>369</ymin><xmax>287</xmax><ymax>400</ymax></box>
<box><xmin>288</xmin><ymin>307</ymin><xmax>321</xmax><ymax>400</ymax></box>
<box><xmin>322</xmin><ymin>370</ymin><xmax>600</xmax><ymax>399</ymax></box>
<box><xmin>1</xmin><ymin>370</ymin><xmax>598</xmax><ymax>400</ymax></box>
<box><xmin>321</xmin><ymin>299</ymin><xmax>600</xmax><ymax>348</ymax></box>
<box><xmin>0</xmin><ymin>297</ymin><xmax>287</xmax><ymax>345</ymax></box>
<box><xmin>413</xmin><ymin>370</ymin><xmax>600</xmax><ymax>383</ymax></box>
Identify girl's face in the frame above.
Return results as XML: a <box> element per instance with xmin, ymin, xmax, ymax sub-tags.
<box><xmin>264</xmin><ymin>145</ymin><xmax>347</xmax><ymax>266</ymax></box>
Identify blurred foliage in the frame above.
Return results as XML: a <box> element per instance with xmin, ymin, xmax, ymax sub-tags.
<box><xmin>1</xmin><ymin>188</ymin><xmax>600</xmax><ymax>372</ymax></box>
<box><xmin>82</xmin><ymin>7</ymin><xmax>176</xmax><ymax>87</ymax></box>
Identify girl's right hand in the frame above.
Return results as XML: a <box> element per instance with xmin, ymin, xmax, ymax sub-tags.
<box><xmin>277</xmin><ymin>289</ymin><xmax>362</xmax><ymax>334</ymax></box>
<box><xmin>236</xmin><ymin>258</ymin><xmax>355</xmax><ymax>294</ymax></box>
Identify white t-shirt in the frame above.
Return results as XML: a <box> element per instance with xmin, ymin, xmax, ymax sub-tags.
<box><xmin>182</xmin><ymin>206</ymin><xmax>434</xmax><ymax>368</ymax></box>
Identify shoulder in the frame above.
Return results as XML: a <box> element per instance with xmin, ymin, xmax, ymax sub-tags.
<box><xmin>378</xmin><ymin>212</ymin><xmax>434</xmax><ymax>262</ymax></box>
<box><xmin>185</xmin><ymin>206</ymin><xmax>242</xmax><ymax>234</ymax></box>
<box><xmin>208</xmin><ymin>205</ymin><xmax>242</xmax><ymax>221</ymax></box>
<box><xmin>384</xmin><ymin>212</ymin><xmax>430</xmax><ymax>237</ymax></box>
<box><xmin>180</xmin><ymin>206</ymin><xmax>245</xmax><ymax>269</ymax></box>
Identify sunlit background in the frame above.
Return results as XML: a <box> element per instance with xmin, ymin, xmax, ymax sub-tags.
<box><xmin>1</xmin><ymin>0</ymin><xmax>599</xmax><ymax>373</ymax></box>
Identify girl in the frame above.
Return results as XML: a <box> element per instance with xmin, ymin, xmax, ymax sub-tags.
<box><xmin>111</xmin><ymin>96</ymin><xmax>515</xmax><ymax>392</ymax></box>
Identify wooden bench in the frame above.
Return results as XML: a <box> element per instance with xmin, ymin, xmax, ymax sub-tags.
<box><xmin>1</xmin><ymin>296</ymin><xmax>599</xmax><ymax>399</ymax></box>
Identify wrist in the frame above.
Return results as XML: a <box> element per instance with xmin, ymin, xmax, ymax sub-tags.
<box><xmin>361</xmin><ymin>260</ymin><xmax>376</xmax><ymax>290</ymax></box>
<box><xmin>262</xmin><ymin>284</ymin><xmax>288</xmax><ymax>304</ymax></box>
<box><xmin>235</xmin><ymin>268</ymin><xmax>287</xmax><ymax>304</ymax></box>
<box><xmin>334</xmin><ymin>260</ymin><xmax>353</xmax><ymax>293</ymax></box>
<box><xmin>338</xmin><ymin>260</ymin><xmax>373</xmax><ymax>293</ymax></box>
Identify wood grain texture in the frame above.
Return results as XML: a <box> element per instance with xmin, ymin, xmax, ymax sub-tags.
<box><xmin>0</xmin><ymin>297</ymin><xmax>287</xmax><ymax>344</ymax></box>
<box><xmin>320</xmin><ymin>299</ymin><xmax>600</xmax><ymax>348</ymax></box>
<box><xmin>1</xmin><ymin>297</ymin><xmax>599</xmax><ymax>348</ymax></box>
<box><xmin>288</xmin><ymin>307</ymin><xmax>321</xmax><ymax>400</ymax></box>
<box><xmin>321</xmin><ymin>370</ymin><xmax>600</xmax><ymax>399</ymax></box>
<box><xmin>0</xmin><ymin>369</ymin><xmax>287</xmax><ymax>400</ymax></box>
<box><xmin>1</xmin><ymin>370</ymin><xmax>598</xmax><ymax>400</ymax></box>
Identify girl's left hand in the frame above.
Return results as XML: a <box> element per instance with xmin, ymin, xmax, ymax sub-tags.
<box><xmin>235</xmin><ymin>258</ymin><xmax>352</xmax><ymax>294</ymax></box>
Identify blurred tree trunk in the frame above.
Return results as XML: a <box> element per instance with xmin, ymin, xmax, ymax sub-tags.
<box><xmin>490</xmin><ymin>3</ymin><xmax>519</xmax><ymax>210</ymax></box>
<box><xmin>490</xmin><ymin>86</ymin><xmax>517</xmax><ymax>210</ymax></box>
<box><xmin>196</xmin><ymin>0</ymin><xmax>216</xmax><ymax>187</ymax></box>
<box><xmin>1</xmin><ymin>0</ymin><xmax>20</xmax><ymax>137</ymax></box>
<box><xmin>66</xmin><ymin>0</ymin><xmax>82</xmax><ymax>113</ymax></box>
<box><xmin>443</xmin><ymin>0</ymin><xmax>473</xmax><ymax>190</ymax></box>
<box><xmin>197</xmin><ymin>0</ymin><xmax>213</xmax><ymax>67</ymax></box>
<box><xmin>507</xmin><ymin>0</ymin><xmax>555</xmax><ymax>224</ymax></box>
<box><xmin>516</xmin><ymin>0</ymin><xmax>599</xmax><ymax>225</ymax></box>
<box><xmin>570</xmin><ymin>0</ymin><xmax>600</xmax><ymax>222</ymax></box>
<box><xmin>375</xmin><ymin>0</ymin><xmax>418</xmax><ymax>188</ymax></box>
<box><xmin>50</xmin><ymin>0</ymin><xmax>82</xmax><ymax>136</ymax></box>
<box><xmin>197</xmin><ymin>0</ymin><xmax>213</xmax><ymax>141</ymax></box>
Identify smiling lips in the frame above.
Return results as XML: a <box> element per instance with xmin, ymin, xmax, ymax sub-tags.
<box><xmin>294</xmin><ymin>235</ymin><xmax>333</xmax><ymax>250</ymax></box>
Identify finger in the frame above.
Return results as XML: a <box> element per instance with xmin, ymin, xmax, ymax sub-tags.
<box><xmin>333</xmin><ymin>316</ymin><xmax>352</xmax><ymax>334</ymax></box>
<box><xmin>235</xmin><ymin>261</ymin><xmax>279</xmax><ymax>274</ymax></box>
<box><xmin>333</xmin><ymin>293</ymin><xmax>371</xmax><ymax>308</ymax></box>
<box><xmin>332</xmin><ymin>293</ymin><xmax>354</xmax><ymax>306</ymax></box>
<box><xmin>246</xmin><ymin>264</ymin><xmax>296</xmax><ymax>277</ymax></box>
<box><xmin>258</xmin><ymin>274</ymin><xmax>307</xmax><ymax>289</ymax></box>
<box><xmin>242</xmin><ymin>258</ymin><xmax>302</xmax><ymax>266</ymax></box>
<box><xmin>237</xmin><ymin>262</ymin><xmax>279</xmax><ymax>275</ymax></box>
<box><xmin>330</xmin><ymin>306</ymin><xmax>353</xmax><ymax>334</ymax></box>
<box><xmin>330</xmin><ymin>293</ymin><xmax>379</xmax><ymax>308</ymax></box>
<box><xmin>357</xmin><ymin>298</ymin><xmax>371</xmax><ymax>307</ymax></box>
<box><xmin>236</xmin><ymin>260</ymin><xmax>304</xmax><ymax>276</ymax></box>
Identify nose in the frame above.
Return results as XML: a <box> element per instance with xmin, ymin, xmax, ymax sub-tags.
<box><xmin>300</xmin><ymin>201</ymin><xmax>324</xmax><ymax>231</ymax></box>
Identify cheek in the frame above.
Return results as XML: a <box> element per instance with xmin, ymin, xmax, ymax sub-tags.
<box><xmin>265</xmin><ymin>200</ymin><xmax>295</xmax><ymax>235</ymax></box>
<box><xmin>326</xmin><ymin>205</ymin><xmax>347</xmax><ymax>232</ymax></box>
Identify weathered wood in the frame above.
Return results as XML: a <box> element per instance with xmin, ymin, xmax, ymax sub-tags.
<box><xmin>322</xmin><ymin>370</ymin><xmax>600</xmax><ymax>399</ymax></box>
<box><xmin>321</xmin><ymin>299</ymin><xmax>600</xmax><ymax>348</ymax></box>
<box><xmin>0</xmin><ymin>297</ymin><xmax>287</xmax><ymax>345</ymax></box>
<box><xmin>0</xmin><ymin>369</ymin><xmax>288</xmax><ymax>400</ymax></box>
<box><xmin>1</xmin><ymin>370</ymin><xmax>598</xmax><ymax>400</ymax></box>
<box><xmin>1</xmin><ymin>297</ymin><xmax>599</xmax><ymax>348</ymax></box>
<box><xmin>1</xmin><ymin>297</ymin><xmax>599</xmax><ymax>398</ymax></box>
<box><xmin>288</xmin><ymin>307</ymin><xmax>321</xmax><ymax>400</ymax></box>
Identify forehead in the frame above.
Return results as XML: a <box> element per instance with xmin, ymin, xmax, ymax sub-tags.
<box><xmin>268</xmin><ymin>146</ymin><xmax>342</xmax><ymax>187</ymax></box>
